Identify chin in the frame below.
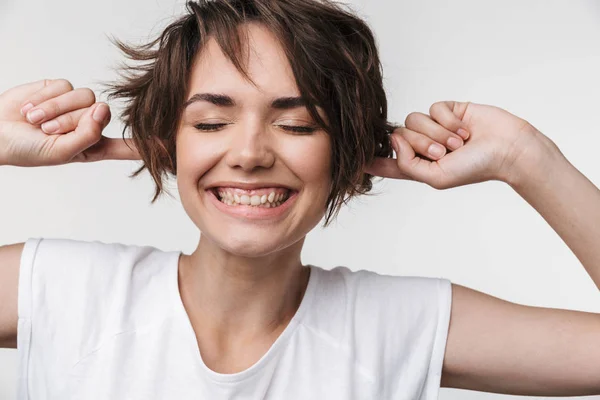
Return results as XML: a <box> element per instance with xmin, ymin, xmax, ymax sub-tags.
<box><xmin>206</xmin><ymin>230</ymin><xmax>296</xmax><ymax>258</ymax></box>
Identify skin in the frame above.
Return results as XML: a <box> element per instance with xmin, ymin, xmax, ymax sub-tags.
<box><xmin>1</xmin><ymin>18</ymin><xmax>599</xmax><ymax>394</ymax></box>
<box><xmin>175</xmin><ymin>22</ymin><xmax>332</xmax><ymax>372</ymax></box>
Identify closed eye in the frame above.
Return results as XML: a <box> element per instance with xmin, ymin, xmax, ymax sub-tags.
<box><xmin>194</xmin><ymin>123</ymin><xmax>316</xmax><ymax>134</ymax></box>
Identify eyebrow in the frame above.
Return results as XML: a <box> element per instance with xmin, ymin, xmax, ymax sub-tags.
<box><xmin>183</xmin><ymin>93</ymin><xmax>309</xmax><ymax>110</ymax></box>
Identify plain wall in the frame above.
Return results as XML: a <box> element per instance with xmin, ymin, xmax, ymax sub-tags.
<box><xmin>1</xmin><ymin>0</ymin><xmax>599</xmax><ymax>399</ymax></box>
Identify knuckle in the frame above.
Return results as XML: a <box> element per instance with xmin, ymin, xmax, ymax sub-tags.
<box><xmin>429</xmin><ymin>176</ymin><xmax>448</xmax><ymax>190</ymax></box>
<box><xmin>426</xmin><ymin>179</ymin><xmax>440</xmax><ymax>190</ymax></box>
<box><xmin>395</xmin><ymin>156</ymin><xmax>409</xmax><ymax>172</ymax></box>
<box><xmin>399</xmin><ymin>127</ymin><xmax>416</xmax><ymax>141</ymax></box>
<box><xmin>404</xmin><ymin>112</ymin><xmax>419</xmax><ymax>126</ymax></box>
<box><xmin>83</xmin><ymin>125</ymin><xmax>103</xmax><ymax>144</ymax></box>
<box><xmin>47</xmin><ymin>101</ymin><xmax>62</xmax><ymax>117</ymax></box>
<box><xmin>56</xmin><ymin>79</ymin><xmax>74</xmax><ymax>91</ymax></box>
<box><xmin>518</xmin><ymin>119</ymin><xmax>536</xmax><ymax>135</ymax></box>
<box><xmin>79</xmin><ymin>88</ymin><xmax>96</xmax><ymax>104</ymax></box>
<box><xmin>429</xmin><ymin>101</ymin><xmax>443</xmax><ymax>114</ymax></box>
<box><xmin>64</xmin><ymin>113</ymin><xmax>76</xmax><ymax>130</ymax></box>
<box><xmin>396</xmin><ymin>126</ymin><xmax>409</xmax><ymax>137</ymax></box>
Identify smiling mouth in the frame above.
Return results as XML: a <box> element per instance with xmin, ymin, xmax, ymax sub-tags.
<box><xmin>211</xmin><ymin>188</ymin><xmax>293</xmax><ymax>208</ymax></box>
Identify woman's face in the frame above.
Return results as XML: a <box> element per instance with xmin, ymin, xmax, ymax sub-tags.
<box><xmin>176</xmin><ymin>22</ymin><xmax>332</xmax><ymax>257</ymax></box>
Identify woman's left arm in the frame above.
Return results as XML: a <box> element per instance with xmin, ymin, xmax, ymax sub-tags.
<box><xmin>365</xmin><ymin>101</ymin><xmax>600</xmax><ymax>395</ymax></box>
<box><xmin>505</xmin><ymin>131</ymin><xmax>600</xmax><ymax>290</ymax></box>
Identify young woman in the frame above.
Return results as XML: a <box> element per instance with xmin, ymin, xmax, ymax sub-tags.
<box><xmin>1</xmin><ymin>0</ymin><xmax>599</xmax><ymax>398</ymax></box>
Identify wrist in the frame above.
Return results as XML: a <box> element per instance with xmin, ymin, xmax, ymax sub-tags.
<box><xmin>501</xmin><ymin>127</ymin><xmax>564</xmax><ymax>191</ymax></box>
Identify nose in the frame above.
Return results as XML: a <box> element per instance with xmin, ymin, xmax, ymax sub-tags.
<box><xmin>224</xmin><ymin>119</ymin><xmax>275</xmax><ymax>172</ymax></box>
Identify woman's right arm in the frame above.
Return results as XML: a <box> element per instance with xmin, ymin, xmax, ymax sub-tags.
<box><xmin>0</xmin><ymin>243</ymin><xmax>24</xmax><ymax>348</ymax></box>
<box><xmin>0</xmin><ymin>79</ymin><xmax>140</xmax><ymax>348</ymax></box>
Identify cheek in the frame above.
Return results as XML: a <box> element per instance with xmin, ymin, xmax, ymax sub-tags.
<box><xmin>175</xmin><ymin>134</ymin><xmax>218</xmax><ymax>191</ymax></box>
<box><xmin>288</xmin><ymin>147</ymin><xmax>330</xmax><ymax>184</ymax></box>
<box><xmin>283</xmin><ymin>137</ymin><xmax>332</xmax><ymax>199</ymax></box>
<box><xmin>177</xmin><ymin>135</ymin><xmax>222</xmax><ymax>177</ymax></box>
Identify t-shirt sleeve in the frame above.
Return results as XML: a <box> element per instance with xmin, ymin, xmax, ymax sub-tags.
<box><xmin>16</xmin><ymin>237</ymin><xmax>134</xmax><ymax>398</ymax></box>
<box><xmin>346</xmin><ymin>269</ymin><xmax>453</xmax><ymax>400</ymax></box>
<box><xmin>421</xmin><ymin>277</ymin><xmax>452</xmax><ymax>399</ymax></box>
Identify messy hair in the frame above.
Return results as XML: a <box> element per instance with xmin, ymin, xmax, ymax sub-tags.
<box><xmin>103</xmin><ymin>0</ymin><xmax>396</xmax><ymax>227</ymax></box>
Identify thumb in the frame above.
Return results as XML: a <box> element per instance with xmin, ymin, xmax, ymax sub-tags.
<box><xmin>81</xmin><ymin>136</ymin><xmax>142</xmax><ymax>162</ymax></box>
<box><xmin>60</xmin><ymin>103</ymin><xmax>142</xmax><ymax>163</ymax></box>
<box><xmin>391</xmin><ymin>133</ymin><xmax>442</xmax><ymax>185</ymax></box>
<box><xmin>53</xmin><ymin>102</ymin><xmax>108</xmax><ymax>163</ymax></box>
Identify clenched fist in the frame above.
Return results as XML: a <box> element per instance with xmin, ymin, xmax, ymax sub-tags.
<box><xmin>0</xmin><ymin>79</ymin><xmax>140</xmax><ymax>167</ymax></box>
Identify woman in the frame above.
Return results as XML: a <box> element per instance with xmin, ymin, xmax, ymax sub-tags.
<box><xmin>1</xmin><ymin>0</ymin><xmax>599</xmax><ymax>398</ymax></box>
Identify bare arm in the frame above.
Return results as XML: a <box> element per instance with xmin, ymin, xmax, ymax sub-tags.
<box><xmin>506</xmin><ymin>133</ymin><xmax>600</xmax><ymax>290</ymax></box>
<box><xmin>0</xmin><ymin>243</ymin><xmax>24</xmax><ymax>348</ymax></box>
<box><xmin>0</xmin><ymin>79</ymin><xmax>138</xmax><ymax>349</ymax></box>
<box><xmin>441</xmin><ymin>130</ymin><xmax>600</xmax><ymax>394</ymax></box>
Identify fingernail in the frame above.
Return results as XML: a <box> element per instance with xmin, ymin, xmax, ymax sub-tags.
<box><xmin>41</xmin><ymin>120</ymin><xmax>60</xmax><ymax>134</ymax></box>
<box><xmin>447</xmin><ymin>137</ymin><xmax>463</xmax><ymax>151</ymax></box>
<box><xmin>428</xmin><ymin>143</ymin><xmax>445</xmax><ymax>158</ymax></box>
<box><xmin>93</xmin><ymin>104</ymin><xmax>108</xmax><ymax>122</ymax></box>
<box><xmin>27</xmin><ymin>109</ymin><xmax>45</xmax><ymax>124</ymax></box>
<box><xmin>20</xmin><ymin>103</ymin><xmax>34</xmax><ymax>116</ymax></box>
<box><xmin>457</xmin><ymin>128</ymin><xmax>469</xmax><ymax>140</ymax></box>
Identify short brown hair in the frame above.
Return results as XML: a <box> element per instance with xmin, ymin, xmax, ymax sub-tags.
<box><xmin>103</xmin><ymin>0</ymin><xmax>396</xmax><ymax>227</ymax></box>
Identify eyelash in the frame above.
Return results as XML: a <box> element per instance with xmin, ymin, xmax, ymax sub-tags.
<box><xmin>194</xmin><ymin>123</ymin><xmax>316</xmax><ymax>134</ymax></box>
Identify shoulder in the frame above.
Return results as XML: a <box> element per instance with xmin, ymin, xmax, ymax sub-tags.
<box><xmin>23</xmin><ymin>236</ymin><xmax>164</xmax><ymax>263</ymax></box>
<box><xmin>21</xmin><ymin>236</ymin><xmax>178</xmax><ymax>308</ymax></box>
<box><xmin>308</xmin><ymin>264</ymin><xmax>451</xmax><ymax>336</ymax></box>
<box><xmin>21</xmin><ymin>237</ymin><xmax>175</xmax><ymax>284</ymax></box>
<box><xmin>19</xmin><ymin>237</ymin><xmax>180</xmax><ymax>356</ymax></box>
<box><xmin>17</xmin><ymin>238</ymin><xmax>180</xmax><ymax>395</ymax></box>
<box><xmin>305</xmin><ymin>265</ymin><xmax>452</xmax><ymax>396</ymax></box>
<box><xmin>318</xmin><ymin>264</ymin><xmax>451</xmax><ymax>307</ymax></box>
<box><xmin>18</xmin><ymin>237</ymin><xmax>181</xmax><ymax>376</ymax></box>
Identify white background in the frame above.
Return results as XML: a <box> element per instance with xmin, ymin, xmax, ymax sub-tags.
<box><xmin>1</xmin><ymin>0</ymin><xmax>599</xmax><ymax>399</ymax></box>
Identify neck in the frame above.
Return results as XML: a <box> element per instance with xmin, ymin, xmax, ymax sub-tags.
<box><xmin>178</xmin><ymin>234</ymin><xmax>310</xmax><ymax>343</ymax></box>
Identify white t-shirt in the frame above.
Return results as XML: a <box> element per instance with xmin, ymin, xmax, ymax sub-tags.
<box><xmin>17</xmin><ymin>237</ymin><xmax>452</xmax><ymax>399</ymax></box>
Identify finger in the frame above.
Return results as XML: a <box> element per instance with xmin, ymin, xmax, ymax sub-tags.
<box><xmin>52</xmin><ymin>102</ymin><xmax>108</xmax><ymax>164</ymax></box>
<box><xmin>390</xmin><ymin>134</ymin><xmax>444</xmax><ymax>185</ymax></box>
<box><xmin>39</xmin><ymin>107</ymin><xmax>88</xmax><ymax>134</ymax></box>
<box><xmin>404</xmin><ymin>112</ymin><xmax>465</xmax><ymax>153</ymax></box>
<box><xmin>3</xmin><ymin>79</ymin><xmax>54</xmax><ymax>104</ymax></box>
<box><xmin>1</xmin><ymin>79</ymin><xmax>55</xmax><ymax>120</ymax></box>
<box><xmin>19</xmin><ymin>79</ymin><xmax>74</xmax><ymax>116</ymax></box>
<box><xmin>400</xmin><ymin>126</ymin><xmax>448</xmax><ymax>160</ymax></box>
<box><xmin>24</xmin><ymin>87</ymin><xmax>95</xmax><ymax>125</ymax></box>
<box><xmin>429</xmin><ymin>101</ymin><xmax>471</xmax><ymax>140</ymax></box>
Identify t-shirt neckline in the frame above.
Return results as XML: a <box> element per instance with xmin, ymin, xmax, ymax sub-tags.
<box><xmin>169</xmin><ymin>250</ymin><xmax>319</xmax><ymax>384</ymax></box>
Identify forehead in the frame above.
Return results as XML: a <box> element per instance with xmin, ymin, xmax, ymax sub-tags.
<box><xmin>187</xmin><ymin>23</ymin><xmax>300</xmax><ymax>99</ymax></box>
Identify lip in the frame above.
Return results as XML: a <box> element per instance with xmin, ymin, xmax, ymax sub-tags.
<box><xmin>206</xmin><ymin>188</ymin><xmax>298</xmax><ymax>221</ymax></box>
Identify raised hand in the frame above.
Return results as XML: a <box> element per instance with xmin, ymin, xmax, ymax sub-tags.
<box><xmin>0</xmin><ymin>79</ymin><xmax>140</xmax><ymax>167</ymax></box>
<box><xmin>365</xmin><ymin>101</ymin><xmax>555</xmax><ymax>189</ymax></box>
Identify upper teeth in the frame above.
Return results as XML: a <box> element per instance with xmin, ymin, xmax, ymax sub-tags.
<box><xmin>216</xmin><ymin>190</ymin><xmax>289</xmax><ymax>206</ymax></box>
